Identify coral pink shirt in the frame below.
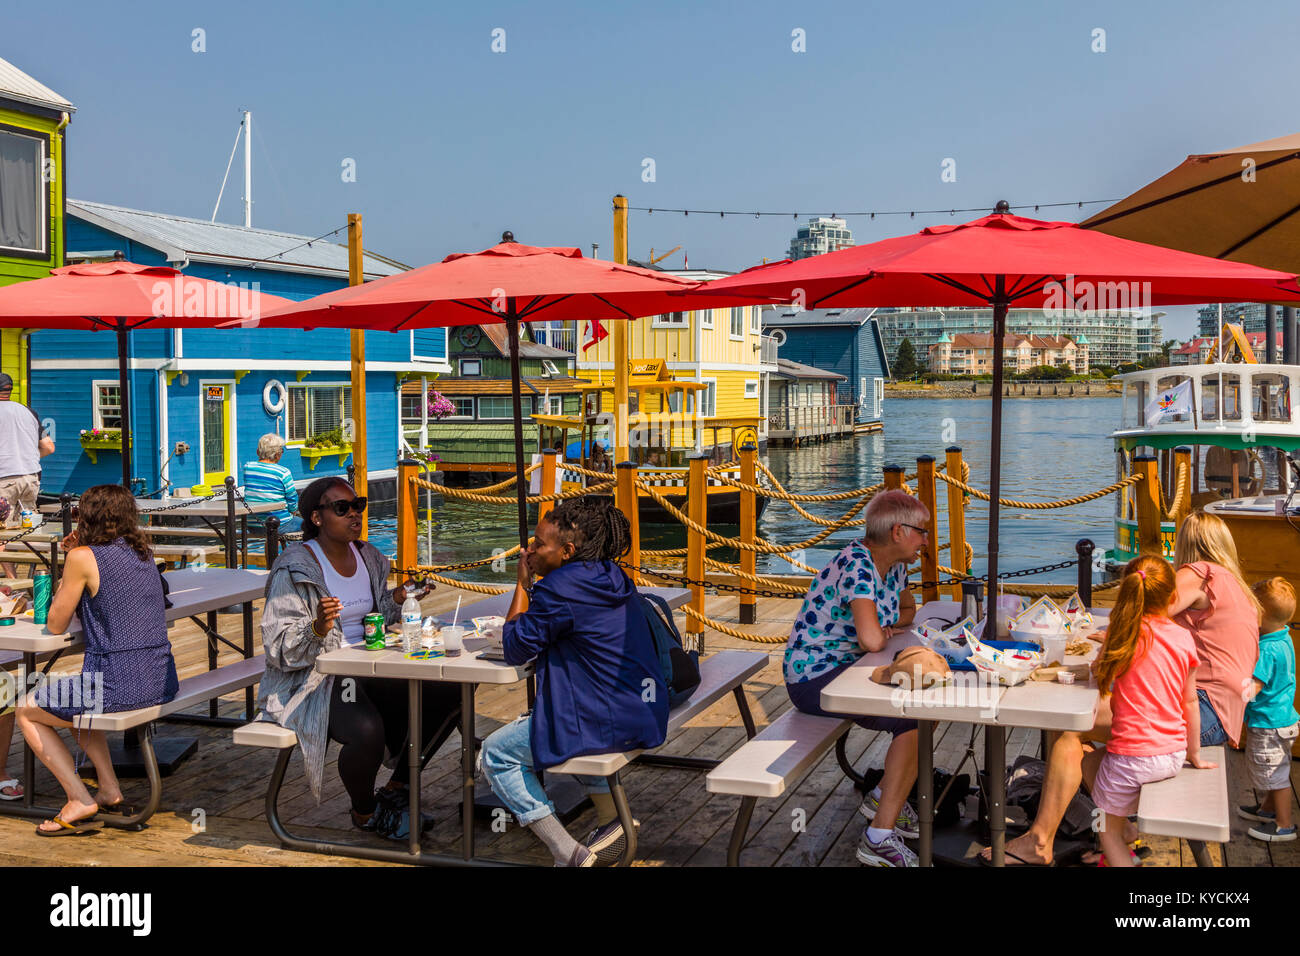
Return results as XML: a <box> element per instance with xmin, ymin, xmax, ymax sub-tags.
<box><xmin>1108</xmin><ymin>615</ymin><xmax>1200</xmax><ymax>757</ymax></box>
<box><xmin>1173</xmin><ymin>561</ymin><xmax>1260</xmax><ymax>747</ymax></box>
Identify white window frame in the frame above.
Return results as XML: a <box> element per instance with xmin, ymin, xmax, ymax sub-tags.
<box><xmin>750</xmin><ymin>306</ymin><xmax>760</xmax><ymax>334</ymax></box>
<box><xmin>91</xmin><ymin>379</ymin><xmax>122</xmax><ymax>430</ymax></box>
<box><xmin>198</xmin><ymin>378</ymin><xmax>239</xmax><ymax>478</ymax></box>
<box><xmin>652</xmin><ymin>311</ymin><xmax>688</xmax><ymax>329</ymax></box>
<box><xmin>697</xmin><ymin>378</ymin><xmax>717</xmax><ymax>418</ymax></box>
<box><xmin>874</xmin><ymin>378</ymin><xmax>884</xmax><ymax>418</ymax></box>
<box><xmin>743</xmin><ymin>379</ymin><xmax>759</xmax><ymax>399</ymax></box>
<box><xmin>286</xmin><ymin>380</ymin><xmax>352</xmax><ymax>445</ymax></box>
<box><xmin>459</xmin><ymin>358</ymin><xmax>482</xmax><ymax>376</ymax></box>
<box><xmin>477</xmin><ymin>395</ymin><xmax>533</xmax><ymax>421</ymax></box>
<box><xmin>409</xmin><ymin>328</ymin><xmax>449</xmax><ymax>365</ymax></box>
<box><xmin>729</xmin><ymin>307</ymin><xmax>745</xmax><ymax>341</ymax></box>
<box><xmin>697</xmin><ymin>308</ymin><xmax>713</xmax><ymax>329</ymax></box>
<box><xmin>0</xmin><ymin>127</ymin><xmax>48</xmax><ymax>256</ymax></box>
<box><xmin>541</xmin><ymin>359</ymin><xmax>560</xmax><ymax>376</ymax></box>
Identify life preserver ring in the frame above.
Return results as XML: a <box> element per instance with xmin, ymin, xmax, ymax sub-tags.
<box><xmin>263</xmin><ymin>379</ymin><xmax>287</xmax><ymax>415</ymax></box>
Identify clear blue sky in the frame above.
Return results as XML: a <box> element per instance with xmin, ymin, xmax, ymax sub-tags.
<box><xmin>12</xmin><ymin>0</ymin><xmax>1300</xmax><ymax>339</ymax></box>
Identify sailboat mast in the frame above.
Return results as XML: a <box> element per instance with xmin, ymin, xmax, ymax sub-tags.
<box><xmin>242</xmin><ymin>110</ymin><xmax>252</xmax><ymax>228</ymax></box>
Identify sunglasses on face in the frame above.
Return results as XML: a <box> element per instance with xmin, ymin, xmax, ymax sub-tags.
<box><xmin>901</xmin><ymin>523</ymin><xmax>929</xmax><ymax>537</ymax></box>
<box><xmin>319</xmin><ymin>497</ymin><xmax>367</xmax><ymax>517</ymax></box>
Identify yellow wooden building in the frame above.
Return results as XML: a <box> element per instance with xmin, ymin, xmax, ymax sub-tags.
<box><xmin>574</xmin><ymin>268</ymin><xmax>779</xmax><ymax>459</ymax></box>
<box><xmin>0</xmin><ymin>56</ymin><xmax>74</xmax><ymax>406</ymax></box>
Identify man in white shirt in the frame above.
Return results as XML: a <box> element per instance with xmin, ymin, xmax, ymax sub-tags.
<box><xmin>0</xmin><ymin>372</ymin><xmax>53</xmax><ymax>529</ymax></box>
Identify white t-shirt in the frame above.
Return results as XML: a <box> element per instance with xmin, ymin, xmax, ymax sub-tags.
<box><xmin>305</xmin><ymin>539</ymin><xmax>373</xmax><ymax>646</ymax></box>
<box><xmin>0</xmin><ymin>400</ymin><xmax>42</xmax><ymax>479</ymax></box>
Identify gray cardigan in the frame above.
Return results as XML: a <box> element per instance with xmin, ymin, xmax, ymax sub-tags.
<box><xmin>256</xmin><ymin>540</ymin><xmax>400</xmax><ymax>803</ymax></box>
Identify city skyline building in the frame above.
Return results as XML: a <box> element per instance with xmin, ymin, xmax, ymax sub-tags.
<box><xmin>787</xmin><ymin>217</ymin><xmax>855</xmax><ymax>260</ymax></box>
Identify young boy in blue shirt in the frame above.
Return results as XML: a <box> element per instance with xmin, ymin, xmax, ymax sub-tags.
<box><xmin>1239</xmin><ymin>577</ymin><xmax>1299</xmax><ymax>842</ymax></box>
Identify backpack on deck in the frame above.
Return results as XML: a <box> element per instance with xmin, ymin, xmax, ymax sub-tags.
<box><xmin>639</xmin><ymin>593</ymin><xmax>701</xmax><ymax>709</ymax></box>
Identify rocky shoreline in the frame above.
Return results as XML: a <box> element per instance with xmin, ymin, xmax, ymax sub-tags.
<box><xmin>886</xmin><ymin>381</ymin><xmax>1121</xmax><ymax>399</ymax></box>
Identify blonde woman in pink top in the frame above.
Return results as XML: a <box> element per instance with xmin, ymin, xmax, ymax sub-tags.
<box><xmin>1167</xmin><ymin>512</ymin><xmax>1262</xmax><ymax>748</ymax></box>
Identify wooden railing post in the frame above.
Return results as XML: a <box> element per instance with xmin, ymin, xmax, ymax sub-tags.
<box><xmin>944</xmin><ymin>446</ymin><xmax>968</xmax><ymax>601</ymax></box>
<box><xmin>397</xmin><ymin>458</ymin><xmax>420</xmax><ymax>573</ymax></box>
<box><xmin>1134</xmin><ymin>454</ymin><xmax>1163</xmax><ymax>556</ymax></box>
<box><xmin>1172</xmin><ymin>444</ymin><xmax>1192</xmax><ymax>530</ymax></box>
<box><xmin>738</xmin><ymin>443</ymin><xmax>758</xmax><ymax>625</ymax></box>
<box><xmin>916</xmin><ymin>455</ymin><xmax>940</xmax><ymax>604</ymax></box>
<box><xmin>538</xmin><ymin>449</ymin><xmax>559</xmax><ymax>524</ymax></box>
<box><xmin>686</xmin><ymin>453</ymin><xmax>708</xmax><ymax>654</ymax></box>
<box><xmin>616</xmin><ymin>460</ymin><xmax>640</xmax><ymax>580</ymax></box>
<box><xmin>883</xmin><ymin>464</ymin><xmax>903</xmax><ymax>491</ymax></box>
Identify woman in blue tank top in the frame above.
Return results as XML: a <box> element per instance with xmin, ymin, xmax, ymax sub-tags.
<box><xmin>16</xmin><ymin>484</ymin><xmax>178</xmax><ymax>836</ymax></box>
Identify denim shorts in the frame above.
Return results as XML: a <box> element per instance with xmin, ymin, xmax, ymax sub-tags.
<box><xmin>1197</xmin><ymin>688</ymin><xmax>1229</xmax><ymax>748</ymax></box>
<box><xmin>786</xmin><ymin>665</ymin><xmax>917</xmax><ymax>736</ymax></box>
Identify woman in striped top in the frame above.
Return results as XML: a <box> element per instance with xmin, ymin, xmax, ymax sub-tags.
<box><xmin>243</xmin><ymin>434</ymin><xmax>301</xmax><ymax>532</ymax></box>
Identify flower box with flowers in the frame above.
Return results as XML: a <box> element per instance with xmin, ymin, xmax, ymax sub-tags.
<box><xmin>79</xmin><ymin>428</ymin><xmax>125</xmax><ymax>464</ymax></box>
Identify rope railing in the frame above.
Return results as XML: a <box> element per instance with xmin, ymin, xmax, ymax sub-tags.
<box><xmin>934</xmin><ymin>471</ymin><xmax>1144</xmax><ymax>509</ymax></box>
<box><xmin>1166</xmin><ymin>459</ymin><xmax>1191</xmax><ymax>521</ymax></box>
<box><xmin>413</xmin><ymin>475</ymin><xmax>615</xmax><ymax>504</ymax></box>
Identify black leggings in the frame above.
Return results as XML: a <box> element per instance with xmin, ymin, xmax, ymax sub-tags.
<box><xmin>327</xmin><ymin>676</ymin><xmax>462</xmax><ymax>815</ymax></box>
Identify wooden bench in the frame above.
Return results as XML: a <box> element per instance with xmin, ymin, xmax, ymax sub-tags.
<box><xmin>1136</xmin><ymin>745</ymin><xmax>1229</xmax><ymax>867</ymax></box>
<box><xmin>543</xmin><ymin>649</ymin><xmax>766</xmax><ymax>865</ymax></box>
<box><xmin>234</xmin><ymin>649</ymin><xmax>767</xmax><ymax>866</ymax></box>
<box><xmin>706</xmin><ymin>709</ymin><xmax>853</xmax><ymax>865</ymax></box>
<box><xmin>71</xmin><ymin>655</ymin><xmax>265</xmax><ymax>830</ymax></box>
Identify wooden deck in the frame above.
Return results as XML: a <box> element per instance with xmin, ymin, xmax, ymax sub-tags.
<box><xmin>2</xmin><ymin>590</ymin><xmax>1295</xmax><ymax>868</ymax></box>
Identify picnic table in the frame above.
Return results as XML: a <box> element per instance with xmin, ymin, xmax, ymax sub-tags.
<box><xmin>0</xmin><ymin>567</ymin><xmax>268</xmax><ymax>822</ymax></box>
<box><xmin>311</xmin><ymin>586</ymin><xmax>692</xmax><ymax>866</ymax></box>
<box><xmin>820</xmin><ymin>601</ymin><xmax>1108</xmax><ymax>866</ymax></box>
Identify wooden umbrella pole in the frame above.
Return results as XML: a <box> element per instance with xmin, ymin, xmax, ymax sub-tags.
<box><xmin>506</xmin><ymin>299</ymin><xmax>529</xmax><ymax>551</ymax></box>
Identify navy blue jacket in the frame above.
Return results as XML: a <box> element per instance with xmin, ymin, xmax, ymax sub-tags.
<box><xmin>503</xmin><ymin>560</ymin><xmax>668</xmax><ymax>769</ymax></box>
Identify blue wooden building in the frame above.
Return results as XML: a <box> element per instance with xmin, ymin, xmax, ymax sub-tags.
<box><xmin>31</xmin><ymin>200</ymin><xmax>449</xmax><ymax>499</ymax></box>
<box><xmin>761</xmin><ymin>307</ymin><xmax>890</xmax><ymax>429</ymax></box>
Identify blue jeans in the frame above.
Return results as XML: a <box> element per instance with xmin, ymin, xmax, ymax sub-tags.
<box><xmin>1198</xmin><ymin>688</ymin><xmax>1229</xmax><ymax>747</ymax></box>
<box><xmin>480</xmin><ymin>715</ymin><xmax>610</xmax><ymax>825</ymax></box>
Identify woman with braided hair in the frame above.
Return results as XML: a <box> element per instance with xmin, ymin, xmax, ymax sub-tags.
<box><xmin>481</xmin><ymin>495</ymin><xmax>667</xmax><ymax>866</ymax></box>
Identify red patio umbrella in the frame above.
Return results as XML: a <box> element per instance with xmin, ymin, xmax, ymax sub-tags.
<box><xmin>0</xmin><ymin>262</ymin><xmax>290</xmax><ymax>488</ymax></box>
<box><xmin>247</xmin><ymin>238</ymin><xmax>771</xmax><ymax>548</ymax></box>
<box><xmin>699</xmin><ymin>206</ymin><xmax>1300</xmax><ymax>629</ymax></box>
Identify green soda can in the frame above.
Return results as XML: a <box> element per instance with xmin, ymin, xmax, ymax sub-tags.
<box><xmin>363</xmin><ymin>614</ymin><xmax>387</xmax><ymax>651</ymax></box>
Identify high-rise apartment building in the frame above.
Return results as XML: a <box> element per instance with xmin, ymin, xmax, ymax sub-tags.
<box><xmin>788</xmin><ymin>217</ymin><xmax>854</xmax><ymax>260</ymax></box>
<box><xmin>1196</xmin><ymin>303</ymin><xmax>1269</xmax><ymax>337</ymax></box>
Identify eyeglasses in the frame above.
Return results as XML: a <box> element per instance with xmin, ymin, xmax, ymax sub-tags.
<box><xmin>900</xmin><ymin>523</ymin><xmax>929</xmax><ymax>537</ymax></box>
<box><xmin>320</xmin><ymin>497</ymin><xmax>367</xmax><ymax>517</ymax></box>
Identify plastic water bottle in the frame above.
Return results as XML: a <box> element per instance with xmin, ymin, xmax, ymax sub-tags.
<box><xmin>33</xmin><ymin>570</ymin><xmax>51</xmax><ymax>626</ymax></box>
<box><xmin>401</xmin><ymin>593</ymin><xmax>422</xmax><ymax>654</ymax></box>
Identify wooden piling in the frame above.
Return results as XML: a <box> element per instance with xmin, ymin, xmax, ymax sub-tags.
<box><xmin>686</xmin><ymin>453</ymin><xmax>708</xmax><ymax>653</ymax></box>
<box><xmin>538</xmin><ymin>449</ymin><xmax>559</xmax><ymax>523</ymax></box>
<box><xmin>1134</xmin><ymin>455</ymin><xmax>1163</xmax><ymax>556</ymax></box>
<box><xmin>916</xmin><ymin>456</ymin><xmax>940</xmax><ymax>604</ymax></box>
<box><xmin>883</xmin><ymin>464</ymin><xmax>903</xmax><ymax>491</ymax></box>
<box><xmin>944</xmin><ymin>446</ymin><xmax>968</xmax><ymax>601</ymax></box>
<box><xmin>397</xmin><ymin>458</ymin><xmax>420</xmax><ymax>573</ymax></box>
<box><xmin>616</xmin><ymin>460</ymin><xmax>640</xmax><ymax>580</ymax></box>
<box><xmin>738</xmin><ymin>443</ymin><xmax>757</xmax><ymax>625</ymax></box>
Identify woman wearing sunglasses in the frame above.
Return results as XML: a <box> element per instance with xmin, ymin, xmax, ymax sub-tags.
<box><xmin>257</xmin><ymin>476</ymin><xmax>461</xmax><ymax>841</ymax></box>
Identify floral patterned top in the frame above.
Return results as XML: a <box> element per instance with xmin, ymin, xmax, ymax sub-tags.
<box><xmin>783</xmin><ymin>540</ymin><xmax>908</xmax><ymax>684</ymax></box>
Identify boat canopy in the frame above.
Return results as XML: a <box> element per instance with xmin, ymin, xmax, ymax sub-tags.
<box><xmin>1111</xmin><ymin>362</ymin><xmax>1300</xmax><ymax>451</ymax></box>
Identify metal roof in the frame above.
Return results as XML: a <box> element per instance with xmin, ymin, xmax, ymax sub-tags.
<box><xmin>0</xmin><ymin>56</ymin><xmax>74</xmax><ymax>113</ymax></box>
<box><xmin>773</xmin><ymin>358</ymin><xmax>847</xmax><ymax>381</ymax></box>
<box><xmin>67</xmin><ymin>200</ymin><xmax>408</xmax><ymax>279</ymax></box>
<box><xmin>762</xmin><ymin>306</ymin><xmax>878</xmax><ymax>328</ymax></box>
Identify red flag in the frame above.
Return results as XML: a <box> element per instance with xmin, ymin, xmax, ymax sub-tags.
<box><xmin>581</xmin><ymin>317</ymin><xmax>608</xmax><ymax>352</ymax></box>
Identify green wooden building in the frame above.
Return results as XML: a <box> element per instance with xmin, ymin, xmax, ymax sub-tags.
<box><xmin>0</xmin><ymin>56</ymin><xmax>74</xmax><ymax>406</ymax></box>
<box><xmin>400</xmin><ymin>323</ymin><xmax>586</xmax><ymax>469</ymax></box>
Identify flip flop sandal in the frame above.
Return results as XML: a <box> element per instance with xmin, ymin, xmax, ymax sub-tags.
<box><xmin>977</xmin><ymin>849</ymin><xmax>1054</xmax><ymax>867</ymax></box>
<box><xmin>36</xmin><ymin>815</ymin><xmax>103</xmax><ymax>837</ymax></box>
<box><xmin>96</xmin><ymin>800</ymin><xmax>139</xmax><ymax>816</ymax></box>
<box><xmin>0</xmin><ymin>778</ymin><xmax>23</xmax><ymax>801</ymax></box>
<box><xmin>1129</xmin><ymin>839</ymin><xmax>1154</xmax><ymax>860</ymax></box>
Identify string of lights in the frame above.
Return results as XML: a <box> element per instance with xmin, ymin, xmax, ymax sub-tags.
<box><xmin>628</xmin><ymin>198</ymin><xmax>1118</xmax><ymax>220</ymax></box>
<box><xmin>242</xmin><ymin>224</ymin><xmax>348</xmax><ymax>269</ymax></box>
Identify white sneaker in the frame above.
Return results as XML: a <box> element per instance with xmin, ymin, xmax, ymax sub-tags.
<box><xmin>856</xmin><ymin>828</ymin><xmax>919</xmax><ymax>868</ymax></box>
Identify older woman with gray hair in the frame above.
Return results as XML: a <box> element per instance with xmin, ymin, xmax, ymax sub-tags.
<box><xmin>242</xmin><ymin>433</ymin><xmax>301</xmax><ymax>533</ymax></box>
<box><xmin>783</xmin><ymin>489</ymin><xmax>929</xmax><ymax>868</ymax></box>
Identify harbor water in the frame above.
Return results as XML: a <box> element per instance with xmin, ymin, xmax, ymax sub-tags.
<box><xmin>367</xmin><ymin>396</ymin><xmax>1121</xmax><ymax>586</ymax></box>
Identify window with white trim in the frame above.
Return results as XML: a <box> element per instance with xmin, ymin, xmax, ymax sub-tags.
<box><xmin>93</xmin><ymin>381</ymin><xmax>122</xmax><ymax>429</ymax></box>
<box><xmin>697</xmin><ymin>308</ymin><xmax>713</xmax><ymax>329</ymax></box>
<box><xmin>653</xmin><ymin>311</ymin><xmax>687</xmax><ymax>328</ymax></box>
<box><xmin>730</xmin><ymin>307</ymin><xmax>744</xmax><ymax>339</ymax></box>
<box><xmin>459</xmin><ymin>359</ymin><xmax>482</xmax><ymax>376</ymax></box>
<box><xmin>478</xmin><ymin>396</ymin><xmax>534</xmax><ymax>420</ymax></box>
<box><xmin>744</xmin><ymin>380</ymin><xmax>759</xmax><ymax>399</ymax></box>
<box><xmin>287</xmin><ymin>384</ymin><xmax>352</xmax><ymax>443</ymax></box>
<box><xmin>0</xmin><ymin>127</ymin><xmax>46</xmax><ymax>256</ymax></box>
<box><xmin>750</xmin><ymin>306</ymin><xmax>760</xmax><ymax>334</ymax></box>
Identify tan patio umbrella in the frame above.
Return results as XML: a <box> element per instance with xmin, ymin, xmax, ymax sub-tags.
<box><xmin>1083</xmin><ymin>131</ymin><xmax>1300</xmax><ymax>273</ymax></box>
